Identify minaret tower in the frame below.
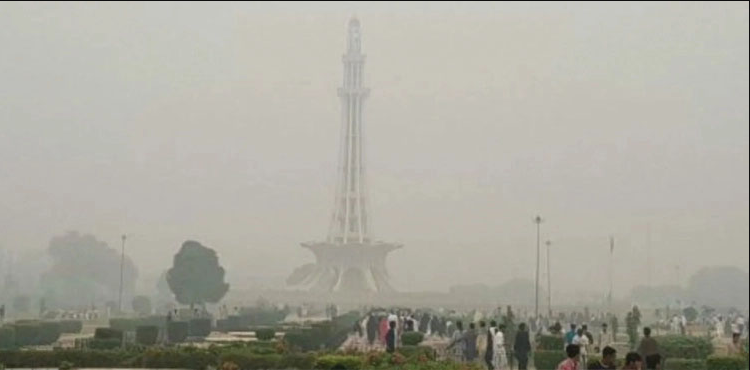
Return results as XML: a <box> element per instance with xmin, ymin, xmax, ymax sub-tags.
<box><xmin>329</xmin><ymin>17</ymin><xmax>371</xmax><ymax>245</ymax></box>
<box><xmin>287</xmin><ymin>18</ymin><xmax>401</xmax><ymax>294</ymax></box>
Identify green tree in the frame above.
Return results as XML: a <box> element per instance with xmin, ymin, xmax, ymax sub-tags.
<box><xmin>683</xmin><ymin>306</ymin><xmax>698</xmax><ymax>323</ymax></box>
<box><xmin>166</xmin><ymin>240</ymin><xmax>229</xmax><ymax>308</ymax></box>
<box><xmin>132</xmin><ymin>295</ymin><xmax>152</xmax><ymax>316</ymax></box>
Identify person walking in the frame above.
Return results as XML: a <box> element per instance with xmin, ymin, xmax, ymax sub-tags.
<box><xmin>514</xmin><ymin>323</ymin><xmax>531</xmax><ymax>370</ymax></box>
<box><xmin>447</xmin><ymin>320</ymin><xmax>465</xmax><ymax>362</ymax></box>
<box><xmin>572</xmin><ymin>328</ymin><xmax>590</xmax><ymax>368</ymax></box>
<box><xmin>385</xmin><ymin>321</ymin><xmax>397</xmax><ymax>353</ymax></box>
<box><xmin>637</xmin><ymin>327</ymin><xmax>661</xmax><ymax>370</ymax></box>
<box><xmin>556</xmin><ymin>344</ymin><xmax>581</xmax><ymax>370</ymax></box>
<box><xmin>565</xmin><ymin>324</ymin><xmax>578</xmax><ymax>345</ymax></box>
<box><xmin>622</xmin><ymin>352</ymin><xmax>644</xmax><ymax>370</ymax></box>
<box><xmin>588</xmin><ymin>346</ymin><xmax>617</xmax><ymax>370</ymax></box>
<box><xmin>483</xmin><ymin>321</ymin><xmax>495</xmax><ymax>370</ymax></box>
<box><xmin>494</xmin><ymin>323</ymin><xmax>509</xmax><ymax>370</ymax></box>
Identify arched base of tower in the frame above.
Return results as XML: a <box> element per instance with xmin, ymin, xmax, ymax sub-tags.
<box><xmin>286</xmin><ymin>242</ymin><xmax>401</xmax><ymax>293</ymax></box>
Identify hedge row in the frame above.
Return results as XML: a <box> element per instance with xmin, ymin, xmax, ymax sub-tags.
<box><xmin>0</xmin><ymin>344</ymin><xmax>455</xmax><ymax>370</ymax></box>
<box><xmin>0</xmin><ymin>321</ymin><xmax>61</xmax><ymax>347</ymax></box>
<box><xmin>705</xmin><ymin>355</ymin><xmax>748</xmax><ymax>370</ymax></box>
<box><xmin>537</xmin><ymin>335</ymin><xmax>564</xmax><ymax>351</ymax></box>
<box><xmin>254</xmin><ymin>328</ymin><xmax>276</xmax><ymax>341</ymax></box>
<box><xmin>656</xmin><ymin>335</ymin><xmax>713</xmax><ymax>360</ymax></box>
<box><xmin>284</xmin><ymin>311</ymin><xmax>361</xmax><ymax>351</ymax></box>
<box><xmin>663</xmin><ymin>358</ymin><xmax>705</xmax><ymax>370</ymax></box>
<box><xmin>533</xmin><ymin>350</ymin><xmax>566</xmax><ymax>370</ymax></box>
<box><xmin>401</xmin><ymin>332</ymin><xmax>424</xmax><ymax>346</ymax></box>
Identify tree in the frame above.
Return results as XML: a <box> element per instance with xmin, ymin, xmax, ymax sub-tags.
<box><xmin>132</xmin><ymin>295</ymin><xmax>152</xmax><ymax>316</ymax></box>
<box><xmin>683</xmin><ymin>306</ymin><xmax>698</xmax><ymax>323</ymax></box>
<box><xmin>166</xmin><ymin>240</ymin><xmax>229</xmax><ymax>308</ymax></box>
<box><xmin>40</xmin><ymin>231</ymin><xmax>138</xmax><ymax>308</ymax></box>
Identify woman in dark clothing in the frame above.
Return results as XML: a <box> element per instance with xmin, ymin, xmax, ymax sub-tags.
<box><xmin>514</xmin><ymin>323</ymin><xmax>532</xmax><ymax>370</ymax></box>
<box><xmin>386</xmin><ymin>320</ymin><xmax>397</xmax><ymax>353</ymax></box>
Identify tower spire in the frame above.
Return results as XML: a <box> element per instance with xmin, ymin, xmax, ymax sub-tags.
<box><xmin>329</xmin><ymin>16</ymin><xmax>370</xmax><ymax>244</ymax></box>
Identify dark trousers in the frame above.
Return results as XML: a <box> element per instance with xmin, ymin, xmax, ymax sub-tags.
<box><xmin>485</xmin><ymin>356</ymin><xmax>493</xmax><ymax>370</ymax></box>
<box><xmin>645</xmin><ymin>354</ymin><xmax>661</xmax><ymax>369</ymax></box>
<box><xmin>516</xmin><ymin>353</ymin><xmax>528</xmax><ymax>370</ymax></box>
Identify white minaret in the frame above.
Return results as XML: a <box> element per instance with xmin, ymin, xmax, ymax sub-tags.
<box><xmin>288</xmin><ymin>18</ymin><xmax>401</xmax><ymax>294</ymax></box>
<box><xmin>328</xmin><ymin>17</ymin><xmax>371</xmax><ymax>245</ymax></box>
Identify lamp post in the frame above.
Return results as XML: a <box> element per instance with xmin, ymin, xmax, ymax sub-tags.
<box><xmin>546</xmin><ymin>240</ymin><xmax>552</xmax><ymax>318</ymax></box>
<box><xmin>534</xmin><ymin>215</ymin><xmax>543</xmax><ymax>320</ymax></box>
<box><xmin>118</xmin><ymin>234</ymin><xmax>126</xmax><ymax>313</ymax></box>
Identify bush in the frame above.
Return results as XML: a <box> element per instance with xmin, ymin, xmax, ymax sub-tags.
<box><xmin>87</xmin><ymin>339</ymin><xmax>122</xmax><ymax>350</ymax></box>
<box><xmin>280</xmin><ymin>353</ymin><xmax>316</xmax><ymax>369</ymax></box>
<box><xmin>533</xmin><ymin>350</ymin><xmax>565</xmax><ymax>370</ymax></box>
<box><xmin>657</xmin><ymin>335</ymin><xmax>713</xmax><ymax>360</ymax></box>
<box><xmin>0</xmin><ymin>326</ymin><xmax>15</xmax><ymax>349</ymax></box>
<box><xmin>219</xmin><ymin>352</ymin><xmax>283</xmax><ymax>370</ymax></box>
<box><xmin>135</xmin><ymin>325</ymin><xmax>159</xmax><ymax>346</ymax></box>
<box><xmin>254</xmin><ymin>328</ymin><xmax>275</xmax><ymax>341</ymax></box>
<box><xmin>537</xmin><ymin>335</ymin><xmax>564</xmax><ymax>351</ymax></box>
<box><xmin>398</xmin><ymin>345</ymin><xmax>435</xmax><ymax>360</ymax></box>
<box><xmin>58</xmin><ymin>360</ymin><xmax>74</xmax><ymax>370</ymax></box>
<box><xmin>706</xmin><ymin>355</ymin><xmax>748</xmax><ymax>370</ymax></box>
<box><xmin>315</xmin><ymin>354</ymin><xmax>362</xmax><ymax>370</ymax></box>
<box><xmin>94</xmin><ymin>327</ymin><xmax>123</xmax><ymax>341</ymax></box>
<box><xmin>167</xmin><ymin>321</ymin><xmax>189</xmax><ymax>343</ymax></box>
<box><xmin>401</xmin><ymin>331</ymin><xmax>424</xmax><ymax>346</ymax></box>
<box><xmin>13</xmin><ymin>323</ymin><xmax>40</xmax><ymax>347</ymax></box>
<box><xmin>58</xmin><ymin>320</ymin><xmax>83</xmax><ymax>334</ymax></box>
<box><xmin>139</xmin><ymin>347</ymin><xmax>216</xmax><ymax>370</ymax></box>
<box><xmin>38</xmin><ymin>321</ymin><xmax>61</xmax><ymax>345</ymax></box>
<box><xmin>664</xmin><ymin>358</ymin><xmax>705</xmax><ymax>370</ymax></box>
<box><xmin>189</xmin><ymin>318</ymin><xmax>212</xmax><ymax>337</ymax></box>
<box><xmin>238</xmin><ymin>306</ymin><xmax>288</xmax><ymax>327</ymax></box>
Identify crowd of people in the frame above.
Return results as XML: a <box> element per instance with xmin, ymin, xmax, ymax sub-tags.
<box><xmin>346</xmin><ymin>305</ymin><xmax>747</xmax><ymax>370</ymax></box>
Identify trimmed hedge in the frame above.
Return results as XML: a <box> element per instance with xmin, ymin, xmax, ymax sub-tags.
<box><xmin>533</xmin><ymin>350</ymin><xmax>566</xmax><ymax>370</ymax></box>
<box><xmin>401</xmin><ymin>331</ymin><xmax>424</xmax><ymax>346</ymax></box>
<box><xmin>38</xmin><ymin>321</ymin><xmax>61</xmax><ymax>345</ymax></box>
<box><xmin>139</xmin><ymin>348</ymin><xmax>216</xmax><ymax>370</ymax></box>
<box><xmin>706</xmin><ymin>355</ymin><xmax>748</xmax><ymax>370</ymax></box>
<box><xmin>398</xmin><ymin>345</ymin><xmax>435</xmax><ymax>360</ymax></box>
<box><xmin>94</xmin><ymin>327</ymin><xmax>123</xmax><ymax>341</ymax></box>
<box><xmin>59</xmin><ymin>320</ymin><xmax>83</xmax><ymax>334</ymax></box>
<box><xmin>13</xmin><ymin>323</ymin><xmax>40</xmax><ymax>347</ymax></box>
<box><xmin>135</xmin><ymin>325</ymin><xmax>159</xmax><ymax>346</ymax></box>
<box><xmin>254</xmin><ymin>328</ymin><xmax>275</xmax><ymax>341</ymax></box>
<box><xmin>315</xmin><ymin>354</ymin><xmax>363</xmax><ymax>370</ymax></box>
<box><xmin>664</xmin><ymin>358</ymin><xmax>705</xmax><ymax>370</ymax></box>
<box><xmin>167</xmin><ymin>321</ymin><xmax>189</xmax><ymax>343</ymax></box>
<box><xmin>657</xmin><ymin>335</ymin><xmax>713</xmax><ymax>360</ymax></box>
<box><xmin>0</xmin><ymin>326</ymin><xmax>15</xmax><ymax>349</ymax></box>
<box><xmin>537</xmin><ymin>335</ymin><xmax>564</xmax><ymax>351</ymax></box>
<box><xmin>88</xmin><ymin>338</ymin><xmax>122</xmax><ymax>350</ymax></box>
<box><xmin>189</xmin><ymin>318</ymin><xmax>212</xmax><ymax>337</ymax></box>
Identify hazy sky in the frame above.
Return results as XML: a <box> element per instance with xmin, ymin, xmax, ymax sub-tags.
<box><xmin>1</xmin><ymin>2</ymin><xmax>748</xmax><ymax>296</ymax></box>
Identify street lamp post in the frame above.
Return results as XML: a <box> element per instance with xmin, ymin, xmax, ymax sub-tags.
<box><xmin>534</xmin><ymin>215</ymin><xmax>543</xmax><ymax>320</ymax></box>
<box><xmin>118</xmin><ymin>234</ymin><xmax>126</xmax><ymax>313</ymax></box>
<box><xmin>546</xmin><ymin>240</ymin><xmax>552</xmax><ymax>318</ymax></box>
